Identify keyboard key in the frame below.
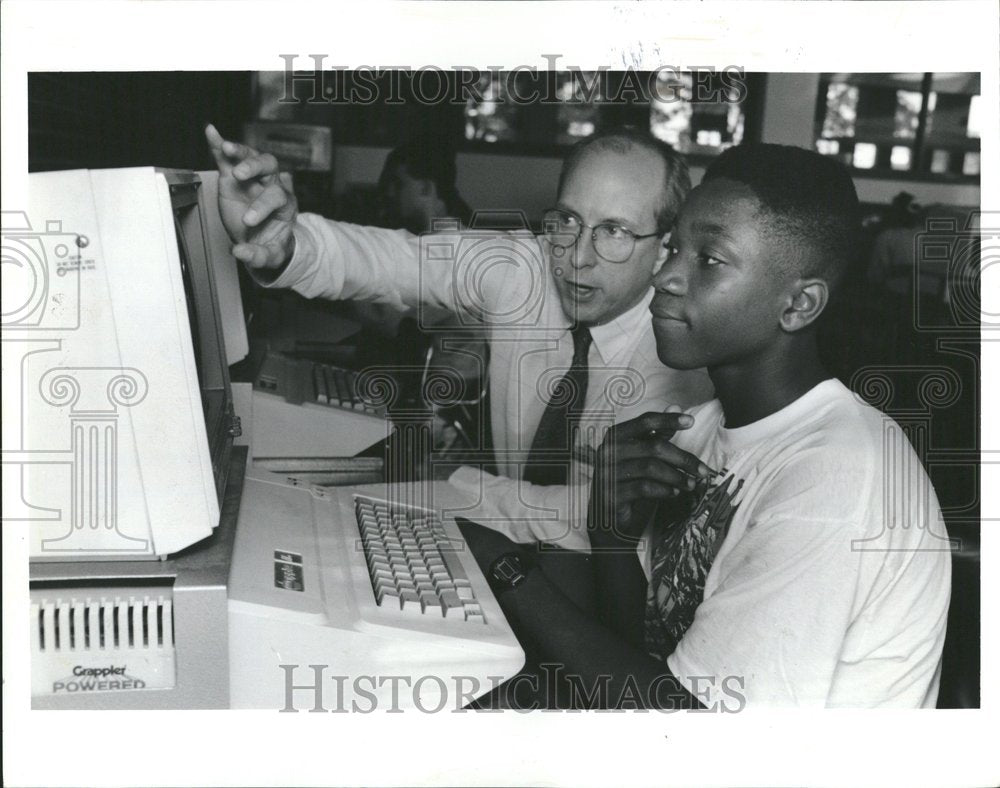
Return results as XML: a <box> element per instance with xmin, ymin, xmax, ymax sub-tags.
<box><xmin>313</xmin><ymin>365</ymin><xmax>328</xmax><ymax>403</ymax></box>
<box><xmin>441</xmin><ymin>592</ymin><xmax>465</xmax><ymax>618</ymax></box>
<box><xmin>433</xmin><ymin>577</ymin><xmax>455</xmax><ymax>592</ymax></box>
<box><xmin>375</xmin><ymin>584</ymin><xmax>400</xmax><ymax>606</ymax></box>
<box><xmin>438</xmin><ymin>547</ymin><xmax>471</xmax><ymax>585</ymax></box>
<box><xmin>332</xmin><ymin>369</ymin><xmax>350</xmax><ymax>406</ymax></box>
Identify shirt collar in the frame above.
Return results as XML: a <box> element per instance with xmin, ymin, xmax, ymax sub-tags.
<box><xmin>587</xmin><ymin>288</ymin><xmax>654</xmax><ymax>364</ymax></box>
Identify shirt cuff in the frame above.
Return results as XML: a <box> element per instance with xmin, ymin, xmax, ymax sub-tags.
<box><xmin>447</xmin><ymin>466</ymin><xmax>593</xmax><ymax>552</ymax></box>
<box><xmin>249</xmin><ymin>223</ymin><xmax>306</xmax><ymax>289</ymax></box>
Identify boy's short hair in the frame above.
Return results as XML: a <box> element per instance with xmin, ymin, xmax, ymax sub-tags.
<box><xmin>702</xmin><ymin>144</ymin><xmax>861</xmax><ymax>292</ymax></box>
<box><xmin>558</xmin><ymin>127</ymin><xmax>690</xmax><ymax>235</ymax></box>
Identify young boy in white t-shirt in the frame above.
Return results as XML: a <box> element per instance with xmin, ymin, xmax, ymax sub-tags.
<box><xmin>461</xmin><ymin>143</ymin><xmax>951</xmax><ymax>709</ymax></box>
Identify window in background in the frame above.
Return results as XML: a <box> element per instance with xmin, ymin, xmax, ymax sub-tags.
<box><xmin>464</xmin><ymin>72</ymin><xmax>520</xmax><ymax>144</ymax></box>
<box><xmin>648</xmin><ymin>70</ymin><xmax>745</xmax><ymax>156</ymax></box>
<box><xmin>258</xmin><ymin>70</ymin><xmax>756</xmax><ymax>159</ymax></box>
<box><xmin>462</xmin><ymin>70</ymin><xmax>754</xmax><ymax>159</ymax></box>
<box><xmin>814</xmin><ymin>72</ymin><xmax>980</xmax><ymax>180</ymax></box>
<box><xmin>255</xmin><ymin>71</ymin><xmax>297</xmax><ymax>120</ymax></box>
<box><xmin>554</xmin><ymin>72</ymin><xmax>603</xmax><ymax>146</ymax></box>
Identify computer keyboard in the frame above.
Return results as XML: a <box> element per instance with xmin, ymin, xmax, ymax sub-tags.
<box><xmin>354</xmin><ymin>495</ymin><xmax>485</xmax><ymax>622</ymax></box>
<box><xmin>250</xmin><ymin>351</ymin><xmax>389</xmax><ymax>458</ymax></box>
<box><xmin>228</xmin><ymin>470</ymin><xmax>526</xmax><ymax>709</ymax></box>
<box><xmin>311</xmin><ymin>363</ymin><xmax>372</xmax><ymax>411</ymax></box>
<box><xmin>255</xmin><ymin>352</ymin><xmax>380</xmax><ymax>413</ymax></box>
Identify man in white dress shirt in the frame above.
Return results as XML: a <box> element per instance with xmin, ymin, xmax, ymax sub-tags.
<box><xmin>206</xmin><ymin>124</ymin><xmax>712</xmax><ymax>555</ymax></box>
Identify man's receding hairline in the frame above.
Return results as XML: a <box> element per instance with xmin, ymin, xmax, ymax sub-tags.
<box><xmin>559</xmin><ymin>142</ymin><xmax>669</xmax><ymax>203</ymax></box>
<box><xmin>559</xmin><ymin>144</ymin><xmax>669</xmax><ymax>232</ymax></box>
<box><xmin>564</xmin><ymin>136</ymin><xmax>666</xmax><ymax>179</ymax></box>
<box><xmin>559</xmin><ymin>129</ymin><xmax>689</xmax><ymax>234</ymax></box>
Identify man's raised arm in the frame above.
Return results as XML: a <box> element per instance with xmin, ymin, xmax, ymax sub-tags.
<box><xmin>205</xmin><ymin>124</ymin><xmax>520</xmax><ymax>319</ymax></box>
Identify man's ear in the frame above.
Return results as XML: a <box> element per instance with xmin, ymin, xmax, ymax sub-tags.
<box><xmin>780</xmin><ymin>278</ymin><xmax>829</xmax><ymax>332</ymax></box>
<box><xmin>652</xmin><ymin>231</ymin><xmax>672</xmax><ymax>275</ymax></box>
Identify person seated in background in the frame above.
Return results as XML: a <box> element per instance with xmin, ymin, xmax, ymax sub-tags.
<box><xmin>868</xmin><ymin>193</ymin><xmax>964</xmax><ymax>309</ymax></box>
<box><xmin>457</xmin><ymin>144</ymin><xmax>951</xmax><ymax>709</ymax></box>
<box><xmin>350</xmin><ymin>138</ymin><xmax>487</xmax><ymax>457</ymax></box>
<box><xmin>376</xmin><ymin>137</ymin><xmax>473</xmax><ymax>234</ymax></box>
<box><xmin>205</xmin><ymin>123</ymin><xmax>714</xmax><ymax>567</ymax></box>
<box><xmin>348</xmin><ymin>137</ymin><xmax>468</xmax><ymax>344</ymax></box>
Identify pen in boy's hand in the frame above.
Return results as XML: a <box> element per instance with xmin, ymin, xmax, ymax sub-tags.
<box><xmin>663</xmin><ymin>404</ymin><xmax>718</xmax><ymax>478</ymax></box>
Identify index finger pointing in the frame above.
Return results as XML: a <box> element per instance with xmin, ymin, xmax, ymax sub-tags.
<box><xmin>205</xmin><ymin>123</ymin><xmax>230</xmax><ymax>173</ymax></box>
<box><xmin>221</xmin><ymin>139</ymin><xmax>258</xmax><ymax>162</ymax></box>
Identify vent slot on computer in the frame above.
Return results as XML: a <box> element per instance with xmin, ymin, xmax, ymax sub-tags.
<box><xmin>33</xmin><ymin>594</ymin><xmax>174</xmax><ymax>652</ymax></box>
<box><xmin>30</xmin><ymin>582</ymin><xmax>178</xmax><ymax>697</ymax></box>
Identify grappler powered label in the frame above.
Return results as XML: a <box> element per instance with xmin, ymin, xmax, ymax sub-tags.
<box><xmin>32</xmin><ymin>653</ymin><xmax>176</xmax><ymax>697</ymax></box>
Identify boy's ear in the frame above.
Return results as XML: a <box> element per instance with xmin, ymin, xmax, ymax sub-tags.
<box><xmin>780</xmin><ymin>278</ymin><xmax>829</xmax><ymax>332</ymax></box>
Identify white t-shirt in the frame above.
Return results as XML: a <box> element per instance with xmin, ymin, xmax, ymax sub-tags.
<box><xmin>640</xmin><ymin>379</ymin><xmax>952</xmax><ymax>708</ymax></box>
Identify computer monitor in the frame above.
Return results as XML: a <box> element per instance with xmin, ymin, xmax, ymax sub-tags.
<box><xmin>9</xmin><ymin>168</ymin><xmax>245</xmax><ymax>708</ymax></box>
<box><xmin>3</xmin><ymin>167</ymin><xmax>242</xmax><ymax>559</ymax></box>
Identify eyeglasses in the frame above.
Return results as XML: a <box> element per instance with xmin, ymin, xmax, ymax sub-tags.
<box><xmin>542</xmin><ymin>207</ymin><xmax>662</xmax><ymax>264</ymax></box>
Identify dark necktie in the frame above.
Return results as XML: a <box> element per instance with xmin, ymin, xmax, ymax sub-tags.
<box><xmin>522</xmin><ymin>325</ymin><xmax>593</xmax><ymax>486</ymax></box>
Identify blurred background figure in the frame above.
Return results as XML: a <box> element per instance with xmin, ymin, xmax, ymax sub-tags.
<box><xmin>353</xmin><ymin>136</ymin><xmax>490</xmax><ymax>463</ymax></box>
<box><xmin>376</xmin><ymin>137</ymin><xmax>472</xmax><ymax>233</ymax></box>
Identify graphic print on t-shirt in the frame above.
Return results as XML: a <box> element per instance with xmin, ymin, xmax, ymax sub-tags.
<box><xmin>644</xmin><ymin>470</ymin><xmax>744</xmax><ymax>661</ymax></box>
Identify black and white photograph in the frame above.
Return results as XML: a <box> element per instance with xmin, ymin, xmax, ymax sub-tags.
<box><xmin>2</xmin><ymin>1</ymin><xmax>997</xmax><ymax>786</ymax></box>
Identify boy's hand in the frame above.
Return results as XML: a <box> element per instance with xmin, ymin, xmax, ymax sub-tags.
<box><xmin>205</xmin><ymin>123</ymin><xmax>298</xmax><ymax>273</ymax></box>
<box><xmin>588</xmin><ymin>410</ymin><xmax>714</xmax><ymax>544</ymax></box>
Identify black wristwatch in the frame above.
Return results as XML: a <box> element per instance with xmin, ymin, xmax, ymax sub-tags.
<box><xmin>487</xmin><ymin>551</ymin><xmax>536</xmax><ymax>595</ymax></box>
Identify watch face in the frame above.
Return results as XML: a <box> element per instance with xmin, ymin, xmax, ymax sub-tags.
<box><xmin>490</xmin><ymin>554</ymin><xmax>527</xmax><ymax>592</ymax></box>
<box><xmin>493</xmin><ymin>556</ymin><xmax>523</xmax><ymax>583</ymax></box>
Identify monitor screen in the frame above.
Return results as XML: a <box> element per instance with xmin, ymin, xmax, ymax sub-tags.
<box><xmin>166</xmin><ymin>172</ymin><xmax>236</xmax><ymax>505</ymax></box>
